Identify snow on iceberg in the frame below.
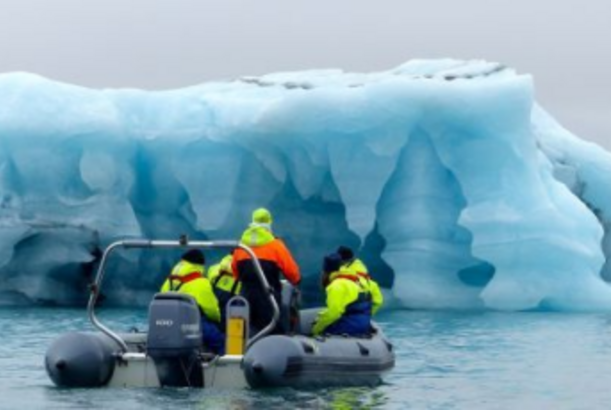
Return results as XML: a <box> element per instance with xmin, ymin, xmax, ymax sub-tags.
<box><xmin>0</xmin><ymin>59</ymin><xmax>609</xmax><ymax>310</ymax></box>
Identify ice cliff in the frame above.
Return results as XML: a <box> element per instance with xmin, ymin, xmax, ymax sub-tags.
<box><xmin>0</xmin><ymin>59</ymin><xmax>610</xmax><ymax>310</ymax></box>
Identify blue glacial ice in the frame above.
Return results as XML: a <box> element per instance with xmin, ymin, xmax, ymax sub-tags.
<box><xmin>0</xmin><ymin>59</ymin><xmax>610</xmax><ymax>310</ymax></box>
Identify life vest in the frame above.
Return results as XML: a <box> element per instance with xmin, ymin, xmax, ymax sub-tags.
<box><xmin>160</xmin><ymin>261</ymin><xmax>221</xmax><ymax>324</ymax></box>
<box><xmin>331</xmin><ymin>274</ymin><xmax>372</xmax><ymax>316</ymax></box>
<box><xmin>211</xmin><ymin>269</ymin><xmax>241</xmax><ymax>322</ymax></box>
<box><xmin>167</xmin><ymin>272</ymin><xmax>203</xmax><ymax>291</ymax></box>
<box><xmin>212</xmin><ymin>270</ymin><xmax>240</xmax><ymax>294</ymax></box>
<box><xmin>208</xmin><ymin>257</ymin><xmax>242</xmax><ymax>311</ymax></box>
<box><xmin>340</xmin><ymin>258</ymin><xmax>383</xmax><ymax>315</ymax></box>
<box><xmin>322</xmin><ymin>274</ymin><xmax>372</xmax><ymax>336</ymax></box>
<box><xmin>342</xmin><ymin>259</ymin><xmax>371</xmax><ymax>280</ymax></box>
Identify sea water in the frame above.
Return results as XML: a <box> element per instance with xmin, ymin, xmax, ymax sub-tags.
<box><xmin>2</xmin><ymin>308</ymin><xmax>611</xmax><ymax>409</ymax></box>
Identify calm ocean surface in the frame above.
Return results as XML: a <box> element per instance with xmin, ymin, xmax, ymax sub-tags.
<box><xmin>2</xmin><ymin>308</ymin><xmax>611</xmax><ymax>409</ymax></box>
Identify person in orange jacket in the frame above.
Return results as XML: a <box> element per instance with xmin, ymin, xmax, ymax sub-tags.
<box><xmin>232</xmin><ymin>208</ymin><xmax>300</xmax><ymax>334</ymax></box>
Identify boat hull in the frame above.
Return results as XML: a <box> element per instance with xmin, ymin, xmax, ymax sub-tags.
<box><xmin>45</xmin><ymin>327</ymin><xmax>394</xmax><ymax>389</ymax></box>
<box><xmin>243</xmin><ymin>332</ymin><xmax>394</xmax><ymax>388</ymax></box>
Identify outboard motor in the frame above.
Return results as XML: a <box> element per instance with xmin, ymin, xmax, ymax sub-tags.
<box><xmin>147</xmin><ymin>292</ymin><xmax>203</xmax><ymax>387</ymax></box>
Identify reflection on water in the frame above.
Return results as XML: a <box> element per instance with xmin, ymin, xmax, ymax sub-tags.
<box><xmin>3</xmin><ymin>308</ymin><xmax>611</xmax><ymax>409</ymax></box>
<box><xmin>38</xmin><ymin>385</ymin><xmax>389</xmax><ymax>410</ymax></box>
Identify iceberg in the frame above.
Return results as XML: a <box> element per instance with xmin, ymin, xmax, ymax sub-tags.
<box><xmin>0</xmin><ymin>59</ymin><xmax>609</xmax><ymax>310</ymax></box>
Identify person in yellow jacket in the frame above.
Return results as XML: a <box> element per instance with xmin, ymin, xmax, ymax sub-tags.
<box><xmin>160</xmin><ymin>249</ymin><xmax>225</xmax><ymax>354</ymax></box>
<box><xmin>207</xmin><ymin>254</ymin><xmax>242</xmax><ymax>326</ymax></box>
<box><xmin>312</xmin><ymin>253</ymin><xmax>372</xmax><ymax>336</ymax></box>
<box><xmin>337</xmin><ymin>246</ymin><xmax>383</xmax><ymax>315</ymax></box>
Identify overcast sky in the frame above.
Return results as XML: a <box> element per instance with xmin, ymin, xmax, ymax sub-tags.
<box><xmin>0</xmin><ymin>0</ymin><xmax>609</xmax><ymax>150</ymax></box>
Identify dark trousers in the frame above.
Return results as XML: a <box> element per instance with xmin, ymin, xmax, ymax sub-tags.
<box><xmin>242</xmin><ymin>284</ymin><xmax>282</xmax><ymax>336</ymax></box>
<box><xmin>325</xmin><ymin>313</ymin><xmax>371</xmax><ymax>336</ymax></box>
<box><xmin>201</xmin><ymin>317</ymin><xmax>225</xmax><ymax>355</ymax></box>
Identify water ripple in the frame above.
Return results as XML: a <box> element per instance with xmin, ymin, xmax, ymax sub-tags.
<box><xmin>3</xmin><ymin>308</ymin><xmax>611</xmax><ymax>409</ymax></box>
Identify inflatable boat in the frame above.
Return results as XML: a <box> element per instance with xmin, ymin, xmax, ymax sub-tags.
<box><xmin>45</xmin><ymin>239</ymin><xmax>395</xmax><ymax>388</ymax></box>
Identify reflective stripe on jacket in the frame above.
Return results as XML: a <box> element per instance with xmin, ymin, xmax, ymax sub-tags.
<box><xmin>312</xmin><ymin>271</ymin><xmax>372</xmax><ymax>336</ymax></box>
<box><xmin>160</xmin><ymin>260</ymin><xmax>221</xmax><ymax>323</ymax></box>
<box><xmin>208</xmin><ymin>256</ymin><xmax>242</xmax><ymax>325</ymax></box>
<box><xmin>232</xmin><ymin>226</ymin><xmax>300</xmax><ymax>286</ymax></box>
<box><xmin>208</xmin><ymin>256</ymin><xmax>242</xmax><ymax>296</ymax></box>
<box><xmin>341</xmin><ymin>258</ymin><xmax>383</xmax><ymax>315</ymax></box>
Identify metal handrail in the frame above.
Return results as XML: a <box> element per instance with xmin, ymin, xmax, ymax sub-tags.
<box><xmin>87</xmin><ymin>238</ymin><xmax>281</xmax><ymax>354</ymax></box>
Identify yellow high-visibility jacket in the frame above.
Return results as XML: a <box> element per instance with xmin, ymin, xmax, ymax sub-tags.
<box><xmin>341</xmin><ymin>258</ymin><xmax>383</xmax><ymax>315</ymax></box>
<box><xmin>312</xmin><ymin>270</ymin><xmax>371</xmax><ymax>336</ymax></box>
<box><xmin>160</xmin><ymin>259</ymin><xmax>221</xmax><ymax>323</ymax></box>
<box><xmin>208</xmin><ymin>255</ymin><xmax>242</xmax><ymax>296</ymax></box>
